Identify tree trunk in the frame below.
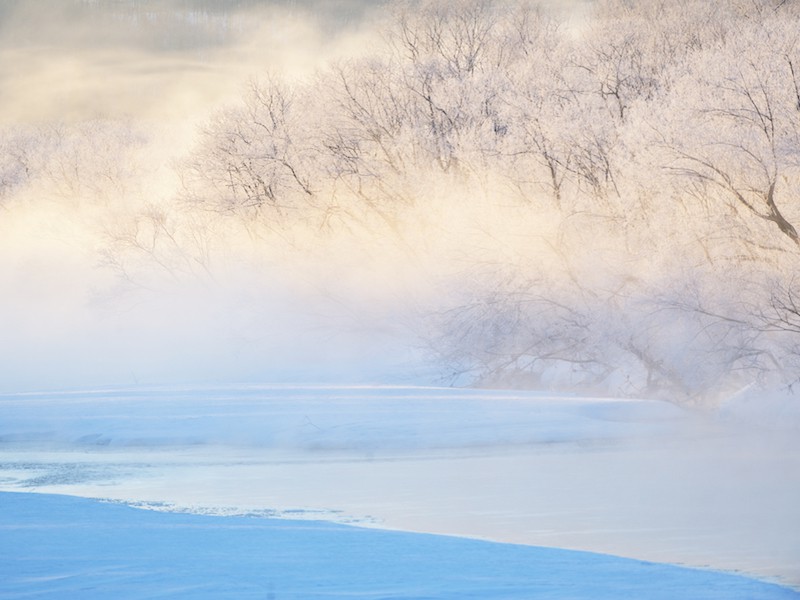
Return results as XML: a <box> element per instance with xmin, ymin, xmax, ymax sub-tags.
<box><xmin>765</xmin><ymin>180</ymin><xmax>800</xmax><ymax>246</ymax></box>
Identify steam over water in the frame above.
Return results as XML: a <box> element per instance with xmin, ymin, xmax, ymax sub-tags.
<box><xmin>0</xmin><ymin>0</ymin><xmax>410</xmax><ymax>391</ymax></box>
<box><xmin>1</xmin><ymin>0</ymin><xmax>799</xmax><ymax>401</ymax></box>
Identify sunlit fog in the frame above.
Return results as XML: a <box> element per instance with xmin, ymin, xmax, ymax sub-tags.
<box><xmin>1</xmin><ymin>0</ymin><xmax>799</xmax><ymax>401</ymax></box>
<box><xmin>2</xmin><ymin>3</ymin><xmax>800</xmax><ymax>596</ymax></box>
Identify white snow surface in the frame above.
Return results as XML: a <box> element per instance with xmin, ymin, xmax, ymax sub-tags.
<box><xmin>1</xmin><ymin>385</ymin><xmax>799</xmax><ymax>598</ymax></box>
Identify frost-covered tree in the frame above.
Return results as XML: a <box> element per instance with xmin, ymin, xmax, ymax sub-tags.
<box><xmin>661</xmin><ymin>9</ymin><xmax>800</xmax><ymax>251</ymax></box>
<box><xmin>164</xmin><ymin>0</ymin><xmax>800</xmax><ymax>403</ymax></box>
<box><xmin>180</xmin><ymin>77</ymin><xmax>316</xmax><ymax>220</ymax></box>
<box><xmin>0</xmin><ymin>127</ymin><xmax>36</xmax><ymax>202</ymax></box>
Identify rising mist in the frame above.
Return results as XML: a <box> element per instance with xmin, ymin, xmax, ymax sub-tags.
<box><xmin>1</xmin><ymin>0</ymin><xmax>799</xmax><ymax>403</ymax></box>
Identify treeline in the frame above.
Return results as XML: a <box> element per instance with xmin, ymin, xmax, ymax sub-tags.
<box><xmin>3</xmin><ymin>0</ymin><xmax>799</xmax><ymax>403</ymax></box>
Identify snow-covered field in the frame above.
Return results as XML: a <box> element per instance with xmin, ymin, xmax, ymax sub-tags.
<box><xmin>1</xmin><ymin>385</ymin><xmax>798</xmax><ymax>598</ymax></box>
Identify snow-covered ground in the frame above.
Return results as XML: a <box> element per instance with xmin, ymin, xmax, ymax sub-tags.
<box><xmin>1</xmin><ymin>385</ymin><xmax>799</xmax><ymax>598</ymax></box>
<box><xmin>3</xmin><ymin>491</ymin><xmax>798</xmax><ymax>599</ymax></box>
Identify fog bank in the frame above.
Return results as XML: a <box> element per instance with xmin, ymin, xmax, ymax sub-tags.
<box><xmin>2</xmin><ymin>0</ymin><xmax>799</xmax><ymax>404</ymax></box>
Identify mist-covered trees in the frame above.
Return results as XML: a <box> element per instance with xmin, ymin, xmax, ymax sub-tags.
<box><xmin>171</xmin><ymin>0</ymin><xmax>800</xmax><ymax>402</ymax></box>
<box><xmin>181</xmin><ymin>78</ymin><xmax>315</xmax><ymax>218</ymax></box>
<box><xmin>5</xmin><ymin>0</ymin><xmax>799</xmax><ymax>403</ymax></box>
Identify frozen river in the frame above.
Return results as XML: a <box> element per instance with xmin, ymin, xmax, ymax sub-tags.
<box><xmin>1</xmin><ymin>385</ymin><xmax>799</xmax><ymax>594</ymax></box>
